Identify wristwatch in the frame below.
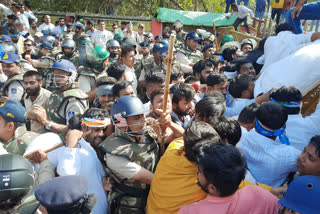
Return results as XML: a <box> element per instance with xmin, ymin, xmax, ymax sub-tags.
<box><xmin>45</xmin><ymin>121</ymin><xmax>53</xmax><ymax>130</ymax></box>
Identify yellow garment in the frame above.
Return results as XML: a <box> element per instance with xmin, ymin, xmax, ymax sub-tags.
<box><xmin>272</xmin><ymin>0</ymin><xmax>285</xmax><ymax>9</ymax></box>
<box><xmin>146</xmin><ymin>137</ymin><xmax>272</xmax><ymax>214</ymax></box>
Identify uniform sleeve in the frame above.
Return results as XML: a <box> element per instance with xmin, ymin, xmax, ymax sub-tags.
<box><xmin>7</xmin><ymin>81</ymin><xmax>24</xmax><ymax>102</ymax></box>
<box><xmin>65</xmin><ymin>98</ymin><xmax>88</xmax><ymax>125</ymax></box>
<box><xmin>36</xmin><ymin>160</ymin><xmax>55</xmax><ymax>185</ymax></box>
<box><xmin>105</xmin><ymin>154</ymin><xmax>142</xmax><ymax>180</ymax></box>
<box><xmin>32</xmin><ymin>58</ymin><xmax>54</xmax><ymax>68</ymax></box>
<box><xmin>138</xmin><ymin>68</ymin><xmax>146</xmax><ymax>81</ymax></box>
<box><xmin>176</xmin><ymin>52</ymin><xmax>193</xmax><ymax>66</ymax></box>
<box><xmin>79</xmin><ymin>75</ymin><xmax>94</xmax><ymax>93</ymax></box>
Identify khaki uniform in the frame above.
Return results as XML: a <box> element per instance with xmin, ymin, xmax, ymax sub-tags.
<box><xmin>1</xmin><ymin>72</ymin><xmax>24</xmax><ymax>102</ymax></box>
<box><xmin>32</xmin><ymin>55</ymin><xmax>56</xmax><ymax>89</ymax></box>
<box><xmin>47</xmin><ymin>83</ymin><xmax>89</xmax><ymax>125</ymax></box>
<box><xmin>73</xmin><ymin>33</ymin><xmax>84</xmax><ymax>50</ymax></box>
<box><xmin>1</xmin><ymin>125</ymin><xmax>39</xmax><ymax>155</ymax></box>
<box><xmin>134</xmin><ymin>54</ymin><xmax>143</xmax><ymax>81</ymax></box>
<box><xmin>176</xmin><ymin>30</ymin><xmax>187</xmax><ymax>43</ymax></box>
<box><xmin>138</xmin><ymin>56</ymin><xmax>162</xmax><ymax>82</ymax></box>
<box><xmin>78</xmin><ymin>66</ymin><xmax>103</xmax><ymax>93</ymax></box>
<box><xmin>98</xmin><ymin>128</ymin><xmax>159</xmax><ymax>214</ymax></box>
<box><xmin>56</xmin><ymin>52</ymin><xmax>80</xmax><ymax>69</ymax></box>
<box><xmin>177</xmin><ymin>46</ymin><xmax>202</xmax><ymax>65</ymax></box>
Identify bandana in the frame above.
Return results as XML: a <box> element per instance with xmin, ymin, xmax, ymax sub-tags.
<box><xmin>270</xmin><ymin>97</ymin><xmax>301</xmax><ymax>108</ymax></box>
<box><xmin>82</xmin><ymin>117</ymin><xmax>111</xmax><ymax>128</ymax></box>
<box><xmin>255</xmin><ymin>119</ymin><xmax>290</xmax><ymax>145</ymax></box>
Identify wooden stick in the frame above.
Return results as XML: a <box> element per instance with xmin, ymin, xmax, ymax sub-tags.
<box><xmin>212</xmin><ymin>21</ymin><xmax>219</xmax><ymax>53</ymax></box>
<box><xmin>160</xmin><ymin>34</ymin><xmax>175</xmax><ymax>155</ymax></box>
<box><xmin>117</xmin><ymin>49</ymin><xmax>122</xmax><ymax>62</ymax></box>
<box><xmin>24</xmin><ymin>130</ymin><xmax>92</xmax><ymax>158</ymax></box>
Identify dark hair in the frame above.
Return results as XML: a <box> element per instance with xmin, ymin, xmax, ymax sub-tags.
<box><xmin>231</xmin><ymin>3</ymin><xmax>238</xmax><ymax>8</ymax></box>
<box><xmin>195</xmin><ymin>94</ymin><xmax>225</xmax><ymax>120</ymax></box>
<box><xmin>24</xmin><ymin>39</ymin><xmax>34</xmax><ymax>46</ymax></box>
<box><xmin>87</xmin><ymin>21</ymin><xmax>93</xmax><ymax>26</ymax></box>
<box><xmin>58</xmin><ymin>17</ymin><xmax>65</xmax><ymax>21</ymax></box>
<box><xmin>257</xmin><ymin>38</ymin><xmax>267</xmax><ymax>51</ymax></box>
<box><xmin>238</xmin><ymin>103</ymin><xmax>260</xmax><ymax>124</ymax></box>
<box><xmin>270</xmin><ymin>86</ymin><xmax>302</xmax><ymax>115</ymax></box>
<box><xmin>106</xmin><ymin>62</ymin><xmax>126</xmax><ymax>81</ymax></box>
<box><xmin>12</xmin><ymin>3</ymin><xmax>22</xmax><ymax>10</ymax></box>
<box><xmin>196</xmin><ymin>143</ymin><xmax>246</xmax><ymax>197</ymax></box>
<box><xmin>256</xmin><ymin>101</ymin><xmax>288</xmax><ymax>129</ymax></box>
<box><xmin>97</xmin><ymin>20</ymin><xmax>105</xmax><ymax>24</ymax></box>
<box><xmin>150</xmin><ymin>89</ymin><xmax>164</xmax><ymax>105</ymax></box>
<box><xmin>208</xmin><ymin>116</ymin><xmax>241</xmax><ymax>146</ymax></box>
<box><xmin>145</xmin><ymin>72</ymin><xmax>165</xmax><ymax>87</ymax></box>
<box><xmin>170</xmin><ymin>69</ymin><xmax>184</xmax><ymax>83</ymax></box>
<box><xmin>112</xmin><ymin>23</ymin><xmax>117</xmax><ymax>27</ymax></box>
<box><xmin>121</xmin><ymin>46</ymin><xmax>135</xmax><ymax>58</ymax></box>
<box><xmin>184</xmin><ymin>76</ymin><xmax>200</xmax><ymax>84</ymax></box>
<box><xmin>208</xmin><ymin>55</ymin><xmax>222</xmax><ymax>68</ymax></box>
<box><xmin>193</xmin><ymin>59</ymin><xmax>213</xmax><ymax>76</ymax></box>
<box><xmin>309</xmin><ymin>135</ymin><xmax>320</xmax><ymax>158</ymax></box>
<box><xmin>275</xmin><ymin>23</ymin><xmax>294</xmax><ymax>35</ymax></box>
<box><xmin>24</xmin><ymin>1</ymin><xmax>31</xmax><ymax>9</ymax></box>
<box><xmin>112</xmin><ymin>80</ymin><xmax>131</xmax><ymax>97</ymax></box>
<box><xmin>2</xmin><ymin>116</ymin><xmax>24</xmax><ymax>128</ymax></box>
<box><xmin>236</xmin><ymin>61</ymin><xmax>253</xmax><ymax>74</ymax></box>
<box><xmin>96</xmin><ymin>76</ymin><xmax>117</xmax><ymax>87</ymax></box>
<box><xmin>23</xmin><ymin>70</ymin><xmax>42</xmax><ymax>81</ymax></box>
<box><xmin>83</xmin><ymin>107</ymin><xmax>109</xmax><ymax>118</ymax></box>
<box><xmin>222</xmin><ymin>46</ymin><xmax>238</xmax><ymax>62</ymax></box>
<box><xmin>206</xmin><ymin>72</ymin><xmax>227</xmax><ymax>87</ymax></box>
<box><xmin>170</xmin><ymin>83</ymin><xmax>195</xmax><ymax>104</ymax></box>
<box><xmin>228</xmin><ymin>74</ymin><xmax>252</xmax><ymax>98</ymax></box>
<box><xmin>184</xmin><ymin>121</ymin><xmax>221</xmax><ymax>162</ymax></box>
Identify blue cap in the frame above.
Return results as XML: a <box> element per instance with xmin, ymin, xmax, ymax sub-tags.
<box><xmin>0</xmin><ymin>100</ymin><xmax>27</xmax><ymax>123</ymax></box>
<box><xmin>185</xmin><ymin>31</ymin><xmax>201</xmax><ymax>42</ymax></box>
<box><xmin>0</xmin><ymin>35</ymin><xmax>12</xmax><ymax>43</ymax></box>
<box><xmin>37</xmin><ymin>41</ymin><xmax>53</xmax><ymax>51</ymax></box>
<box><xmin>35</xmin><ymin>175</ymin><xmax>89</xmax><ymax>211</ymax></box>
<box><xmin>152</xmin><ymin>43</ymin><xmax>164</xmax><ymax>53</ymax></box>
<box><xmin>75</xmin><ymin>23</ymin><xmax>84</xmax><ymax>30</ymax></box>
<box><xmin>52</xmin><ymin>59</ymin><xmax>76</xmax><ymax>73</ymax></box>
<box><xmin>41</xmin><ymin>29</ymin><xmax>51</xmax><ymax>36</ymax></box>
<box><xmin>52</xmin><ymin>32</ymin><xmax>63</xmax><ymax>39</ymax></box>
<box><xmin>202</xmin><ymin>44</ymin><xmax>214</xmax><ymax>52</ymax></box>
<box><xmin>66</xmin><ymin>22</ymin><xmax>73</xmax><ymax>27</ymax></box>
<box><xmin>155</xmin><ymin>35</ymin><xmax>163</xmax><ymax>40</ymax></box>
<box><xmin>0</xmin><ymin>52</ymin><xmax>20</xmax><ymax>64</ymax></box>
<box><xmin>278</xmin><ymin>175</ymin><xmax>320</xmax><ymax>214</ymax></box>
<box><xmin>97</xmin><ymin>84</ymin><xmax>113</xmax><ymax>96</ymax></box>
<box><xmin>139</xmin><ymin>41</ymin><xmax>150</xmax><ymax>48</ymax></box>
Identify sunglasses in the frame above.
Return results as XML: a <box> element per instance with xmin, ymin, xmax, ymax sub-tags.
<box><xmin>24</xmin><ymin>44</ymin><xmax>32</xmax><ymax>47</ymax></box>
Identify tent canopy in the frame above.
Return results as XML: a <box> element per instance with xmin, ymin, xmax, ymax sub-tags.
<box><xmin>156</xmin><ymin>8</ymin><xmax>236</xmax><ymax>27</ymax></box>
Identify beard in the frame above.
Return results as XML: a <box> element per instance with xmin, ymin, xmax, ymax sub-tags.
<box><xmin>25</xmin><ymin>85</ymin><xmax>41</xmax><ymax>96</ymax></box>
<box><xmin>175</xmin><ymin>106</ymin><xmax>191</xmax><ymax>117</ymax></box>
<box><xmin>197</xmin><ymin>181</ymin><xmax>209</xmax><ymax>194</ymax></box>
<box><xmin>109</xmin><ymin>52</ymin><xmax>117</xmax><ymax>58</ymax></box>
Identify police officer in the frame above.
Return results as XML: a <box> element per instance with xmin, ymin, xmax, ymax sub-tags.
<box><xmin>73</xmin><ymin>23</ymin><xmax>85</xmax><ymax>50</ymax></box>
<box><xmin>62</xmin><ymin>22</ymin><xmax>74</xmax><ymax>39</ymax></box>
<box><xmin>107</xmin><ymin>39</ymin><xmax>121</xmax><ymax>63</ymax></box>
<box><xmin>33</xmin><ymin>59</ymin><xmax>88</xmax><ymax>128</ymax></box>
<box><xmin>0</xmin><ymin>100</ymin><xmax>39</xmax><ymax>155</ymax></box>
<box><xmin>173</xmin><ymin>20</ymin><xmax>187</xmax><ymax>43</ymax></box>
<box><xmin>140</xmin><ymin>43</ymin><xmax>163</xmax><ymax>80</ymax></box>
<box><xmin>78</xmin><ymin>46</ymin><xmax>110</xmax><ymax>93</ymax></box>
<box><xmin>0</xmin><ymin>154</ymin><xmax>37</xmax><ymax>213</ymax></box>
<box><xmin>56</xmin><ymin>38</ymin><xmax>80</xmax><ymax>69</ymax></box>
<box><xmin>139</xmin><ymin>41</ymin><xmax>151</xmax><ymax>59</ymax></box>
<box><xmin>176</xmin><ymin>32</ymin><xmax>202</xmax><ymax>69</ymax></box>
<box><xmin>0</xmin><ymin>52</ymin><xmax>24</xmax><ymax>102</ymax></box>
<box><xmin>98</xmin><ymin>95</ymin><xmax>159</xmax><ymax>214</ymax></box>
<box><xmin>35</xmin><ymin>175</ymin><xmax>97</xmax><ymax>214</ymax></box>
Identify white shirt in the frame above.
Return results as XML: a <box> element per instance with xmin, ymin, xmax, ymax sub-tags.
<box><xmin>237</xmin><ymin>129</ymin><xmax>300</xmax><ymax>187</ymax></box>
<box><xmin>91</xmin><ymin>30</ymin><xmax>113</xmax><ymax>49</ymax></box>
<box><xmin>24</xmin><ymin>88</ymin><xmax>52</xmax><ymax>133</ymax></box>
<box><xmin>0</xmin><ymin>3</ymin><xmax>13</xmax><ymax>15</ymax></box>
<box><xmin>38</xmin><ymin>23</ymin><xmax>55</xmax><ymax>33</ymax></box>
<box><xmin>86</xmin><ymin>29</ymin><xmax>96</xmax><ymax>37</ymax></box>
<box><xmin>48</xmin><ymin>138</ymin><xmax>108</xmax><ymax>214</ymax></box>
<box><xmin>136</xmin><ymin>32</ymin><xmax>145</xmax><ymax>44</ymax></box>
<box><xmin>19</xmin><ymin>12</ymin><xmax>38</xmax><ymax>31</ymax></box>
<box><xmin>124</xmin><ymin>64</ymin><xmax>138</xmax><ymax>92</ymax></box>
<box><xmin>285</xmin><ymin>103</ymin><xmax>320</xmax><ymax>151</ymax></box>
<box><xmin>230</xmin><ymin>5</ymin><xmax>254</xmax><ymax>19</ymax></box>
<box><xmin>261</xmin><ymin>31</ymin><xmax>313</xmax><ymax>74</ymax></box>
<box><xmin>52</xmin><ymin>25</ymin><xmax>67</xmax><ymax>35</ymax></box>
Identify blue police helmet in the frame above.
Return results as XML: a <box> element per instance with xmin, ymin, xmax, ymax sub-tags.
<box><xmin>152</xmin><ymin>43</ymin><xmax>164</xmax><ymax>53</ymax></box>
<box><xmin>52</xmin><ymin>59</ymin><xmax>76</xmax><ymax>74</ymax></box>
<box><xmin>111</xmin><ymin>95</ymin><xmax>147</xmax><ymax>118</ymax></box>
<box><xmin>160</xmin><ymin>43</ymin><xmax>169</xmax><ymax>56</ymax></box>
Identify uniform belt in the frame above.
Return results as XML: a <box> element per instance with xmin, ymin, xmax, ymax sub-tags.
<box><xmin>114</xmin><ymin>182</ymin><xmax>149</xmax><ymax>198</ymax></box>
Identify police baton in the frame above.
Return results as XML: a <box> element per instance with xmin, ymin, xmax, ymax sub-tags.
<box><xmin>24</xmin><ymin>130</ymin><xmax>92</xmax><ymax>159</ymax></box>
<box><xmin>213</xmin><ymin>21</ymin><xmax>219</xmax><ymax>53</ymax></box>
<box><xmin>160</xmin><ymin>34</ymin><xmax>176</xmax><ymax>155</ymax></box>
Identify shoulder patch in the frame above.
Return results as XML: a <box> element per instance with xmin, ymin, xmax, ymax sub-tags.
<box><xmin>11</xmin><ymin>88</ymin><xmax>17</xmax><ymax>94</ymax></box>
<box><xmin>67</xmin><ymin>111</ymin><xmax>75</xmax><ymax>120</ymax></box>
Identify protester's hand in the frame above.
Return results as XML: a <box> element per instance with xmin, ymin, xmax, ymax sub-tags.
<box><xmin>291</xmin><ymin>5</ymin><xmax>303</xmax><ymax>19</ymax></box>
<box><xmin>270</xmin><ymin>186</ymin><xmax>287</xmax><ymax>199</ymax></box>
<box><xmin>154</xmin><ymin>109</ymin><xmax>172</xmax><ymax>127</ymax></box>
<box><xmin>102</xmin><ymin>177</ymin><xmax>113</xmax><ymax>192</ymax></box>
<box><xmin>255</xmin><ymin>89</ymin><xmax>273</xmax><ymax>104</ymax></box>
<box><xmin>65</xmin><ymin>129</ymin><xmax>83</xmax><ymax>148</ymax></box>
<box><xmin>25</xmin><ymin>150</ymin><xmax>48</xmax><ymax>163</ymax></box>
<box><xmin>0</xmin><ymin>96</ymin><xmax>9</xmax><ymax>104</ymax></box>
<box><xmin>31</xmin><ymin>105</ymin><xmax>48</xmax><ymax>125</ymax></box>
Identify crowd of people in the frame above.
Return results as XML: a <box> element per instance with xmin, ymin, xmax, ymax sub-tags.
<box><xmin>0</xmin><ymin>0</ymin><xmax>320</xmax><ymax>214</ymax></box>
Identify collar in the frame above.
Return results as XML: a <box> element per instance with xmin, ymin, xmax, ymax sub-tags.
<box><xmin>206</xmin><ymin>191</ymin><xmax>238</xmax><ymax>203</ymax></box>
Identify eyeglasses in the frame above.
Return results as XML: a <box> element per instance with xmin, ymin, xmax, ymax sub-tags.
<box><xmin>24</xmin><ymin>44</ymin><xmax>32</xmax><ymax>47</ymax></box>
